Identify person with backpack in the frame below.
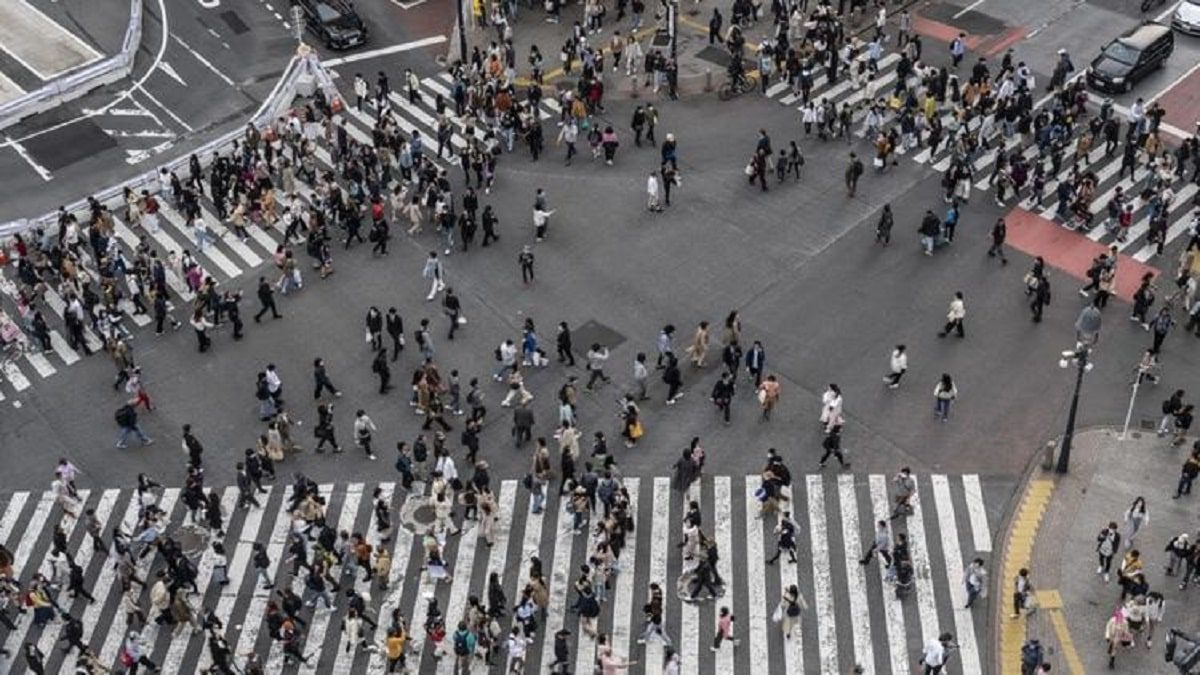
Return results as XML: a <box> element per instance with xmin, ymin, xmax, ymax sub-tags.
<box><xmin>1020</xmin><ymin>638</ymin><xmax>1044</xmax><ymax>675</ymax></box>
<box><xmin>115</xmin><ymin>403</ymin><xmax>154</xmax><ymax>449</ymax></box>
<box><xmin>452</xmin><ymin>621</ymin><xmax>477</xmax><ymax>670</ymax></box>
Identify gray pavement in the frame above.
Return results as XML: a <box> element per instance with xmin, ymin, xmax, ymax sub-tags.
<box><xmin>1025</xmin><ymin>427</ymin><xmax>1200</xmax><ymax>673</ymax></box>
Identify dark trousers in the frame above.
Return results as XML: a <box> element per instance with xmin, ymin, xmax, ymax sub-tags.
<box><xmin>586</xmin><ymin>368</ymin><xmax>609</xmax><ymax>389</ymax></box>
<box><xmin>314</xmin><ymin>378</ymin><xmax>338</xmax><ymax>399</ymax></box>
<box><xmin>819</xmin><ymin>447</ymin><xmax>848</xmax><ymax>466</ymax></box>
<box><xmin>389</xmin><ymin>334</ymin><xmax>404</xmax><ymax>360</ymax></box>
<box><xmin>940</xmin><ymin>319</ymin><xmax>964</xmax><ymax>337</ymax></box>
<box><xmin>521</xmin><ymin>263</ymin><xmax>535</xmax><ymax>283</ymax></box>
<box><xmin>557</xmin><ymin>345</ymin><xmax>575</xmax><ymax>366</ymax></box>
<box><xmin>255</xmin><ymin>299</ymin><xmax>280</xmax><ymax>321</ymax></box>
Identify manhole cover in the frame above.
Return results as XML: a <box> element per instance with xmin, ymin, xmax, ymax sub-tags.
<box><xmin>412</xmin><ymin>504</ymin><xmax>435</xmax><ymax>524</ymax></box>
<box><xmin>399</xmin><ymin>493</ymin><xmax>435</xmax><ymax>534</ymax></box>
<box><xmin>175</xmin><ymin>525</ymin><xmax>208</xmax><ymax>558</ymax></box>
<box><xmin>1139</xmin><ymin>419</ymin><xmax>1156</xmax><ymax>430</ymax></box>
<box><xmin>572</xmin><ymin>320</ymin><xmax>626</xmax><ymax>358</ymax></box>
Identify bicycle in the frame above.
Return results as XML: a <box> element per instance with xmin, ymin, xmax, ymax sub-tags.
<box><xmin>717</xmin><ymin>75</ymin><xmax>755</xmax><ymax>101</ymax></box>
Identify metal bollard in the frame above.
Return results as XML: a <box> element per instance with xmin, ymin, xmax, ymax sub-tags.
<box><xmin>704</xmin><ymin>68</ymin><xmax>712</xmax><ymax>92</ymax></box>
<box><xmin>1041</xmin><ymin>441</ymin><xmax>1056</xmax><ymax>471</ymax></box>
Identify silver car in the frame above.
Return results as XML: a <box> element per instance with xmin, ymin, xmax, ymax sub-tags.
<box><xmin>1175</xmin><ymin>0</ymin><xmax>1200</xmax><ymax>35</ymax></box>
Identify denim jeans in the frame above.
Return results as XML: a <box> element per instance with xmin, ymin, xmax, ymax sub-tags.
<box><xmin>116</xmin><ymin>424</ymin><xmax>150</xmax><ymax>446</ymax></box>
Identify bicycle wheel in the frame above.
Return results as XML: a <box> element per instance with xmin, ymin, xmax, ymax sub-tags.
<box><xmin>717</xmin><ymin>84</ymin><xmax>734</xmax><ymax>101</ymax></box>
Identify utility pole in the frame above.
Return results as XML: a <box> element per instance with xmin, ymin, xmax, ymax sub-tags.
<box><xmin>455</xmin><ymin>0</ymin><xmax>468</xmax><ymax>63</ymax></box>
<box><xmin>1056</xmin><ymin>345</ymin><xmax>1093</xmax><ymax>474</ymax></box>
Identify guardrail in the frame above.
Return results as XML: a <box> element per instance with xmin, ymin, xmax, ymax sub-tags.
<box><xmin>0</xmin><ymin>0</ymin><xmax>143</xmax><ymax>131</ymax></box>
<box><xmin>0</xmin><ymin>47</ymin><xmax>342</xmax><ymax>240</ymax></box>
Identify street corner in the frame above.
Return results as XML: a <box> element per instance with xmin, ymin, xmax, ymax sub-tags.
<box><xmin>911</xmin><ymin>1</ymin><xmax>1029</xmax><ymax>58</ymax></box>
<box><xmin>1155</xmin><ymin>62</ymin><xmax>1200</xmax><ymax>139</ymax></box>
<box><xmin>1003</xmin><ymin>206</ymin><xmax>1159</xmax><ymax>301</ymax></box>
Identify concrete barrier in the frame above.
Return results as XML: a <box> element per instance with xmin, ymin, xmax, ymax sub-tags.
<box><xmin>0</xmin><ymin>0</ymin><xmax>142</xmax><ymax>131</ymax></box>
<box><xmin>0</xmin><ymin>46</ymin><xmax>339</xmax><ymax>239</ymax></box>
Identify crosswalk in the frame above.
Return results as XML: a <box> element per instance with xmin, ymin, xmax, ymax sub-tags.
<box><xmin>757</xmin><ymin>55</ymin><xmax>1199</xmax><ymax>262</ymax></box>
<box><xmin>0</xmin><ymin>471</ymin><xmax>998</xmax><ymax>674</ymax></box>
<box><xmin>0</xmin><ymin>69</ymin><xmax>563</xmax><ymax>403</ymax></box>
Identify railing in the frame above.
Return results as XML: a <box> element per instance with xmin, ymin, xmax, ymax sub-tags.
<box><xmin>0</xmin><ymin>47</ymin><xmax>341</xmax><ymax>240</ymax></box>
<box><xmin>0</xmin><ymin>0</ymin><xmax>143</xmax><ymax>131</ymax></box>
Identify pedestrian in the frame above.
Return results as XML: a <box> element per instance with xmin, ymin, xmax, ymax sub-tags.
<box><xmin>933</xmin><ymin>374</ymin><xmax>958</xmax><ymax>421</ymax></box>
<box><xmin>845</xmin><ymin>153</ymin><xmax>864</xmax><ymax>196</ymax></box>
<box><xmin>647</xmin><ymin>172</ymin><xmax>663</xmax><ymax>212</ymax></box>
<box><xmin>1123</xmin><ymin>496</ymin><xmax>1149</xmax><ymax>548</ymax></box>
<box><xmin>114</xmin><ymin>402</ymin><xmax>154</xmax><ymax>448</ymax></box>
<box><xmin>254</xmin><ymin>277</ymin><xmax>282</xmax><ymax>322</ymax></box>
<box><xmin>1149</xmin><ymin>306</ymin><xmax>1176</xmax><ymax>354</ymax></box>
<box><xmin>423</xmin><ymin>251</ymin><xmax>445</xmax><ymax>301</ymax></box>
<box><xmin>757</xmin><ymin>374</ymin><xmax>781</xmax><ymax>420</ymax></box>
<box><xmin>519</xmin><ymin>245</ymin><xmax>536</xmax><ymax>284</ymax></box>
<box><xmin>876</xmin><ymin>204</ymin><xmax>894</xmax><ymax>245</ymax></box>
<box><xmin>920</xmin><ymin>633</ymin><xmax>955</xmax><ymax>674</ymax></box>
<box><xmin>314</xmin><ymin>403</ymin><xmax>341</xmax><ymax>453</ymax></box>
<box><xmin>817</xmin><ymin>425</ymin><xmax>850</xmax><ymax>469</ymax></box>
<box><xmin>354</xmin><ymin>410</ymin><xmax>378</xmax><ymax>460</ymax></box>
<box><xmin>884</xmin><ymin>345</ymin><xmax>907</xmax><ymax>388</ymax></box>
<box><xmin>950</xmin><ymin>33</ymin><xmax>966</xmax><ymax>68</ymax></box>
<box><xmin>765</xmin><ymin>512</ymin><xmax>798</xmax><ymax>565</ymax></box>
<box><xmin>385</xmin><ymin>308</ymin><xmax>405</xmax><ymax>361</ymax></box>
<box><xmin>1104</xmin><ymin>606</ymin><xmax>1132</xmax><ymax>669</ymax></box>
<box><xmin>684</xmin><ymin>321</ymin><xmax>710</xmax><ymax>367</ymax></box>
<box><xmin>987</xmin><ymin>218</ymin><xmax>1008</xmax><ymax>264</ymax></box>
<box><xmin>775</xmin><ymin>584</ymin><xmax>806</xmax><ymax>640</ymax></box>
<box><xmin>636</xmin><ymin>582</ymin><xmax>672</xmax><ymax>647</ymax></box>
<box><xmin>313</xmin><ymin>358</ymin><xmax>342</xmax><ymax>399</ymax></box>
<box><xmin>1159</xmin><ymin>389</ymin><xmax>1185</xmax><ymax>436</ymax></box>
<box><xmin>938</xmin><ymin>291</ymin><xmax>966</xmax><ymax>338</ymax></box>
<box><xmin>963</xmin><ymin>558</ymin><xmax>988</xmax><ymax>608</ymax></box>
<box><xmin>1097</xmin><ymin>521</ymin><xmax>1121</xmax><ymax>583</ymax></box>
<box><xmin>662</xmin><ymin>354</ymin><xmax>683</xmax><ymax>405</ymax></box>
<box><xmin>1173</xmin><ymin>447</ymin><xmax>1200</xmax><ymax>498</ymax></box>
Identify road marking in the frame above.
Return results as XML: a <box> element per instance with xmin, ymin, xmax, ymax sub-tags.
<box><xmin>77</xmin><ymin>494</ymin><xmax>142</xmax><ymax>655</ymax></box>
<box><xmin>466</xmin><ymin>481</ymin><xmax>518</xmax><ymax>675</ymax></box>
<box><xmin>110</xmin><ymin>212</ymin><xmax>196</xmax><ymax>301</ymax></box>
<box><xmin>134</xmin><ymin>85</ymin><xmax>195</xmax><ymax>132</ymax></box>
<box><xmin>679</xmin><ymin>481</ymin><xmax>701</xmax><ymax>675</ymax></box>
<box><xmin>97</xmin><ymin>488</ymin><xmax>180</xmax><ymax>667</ymax></box>
<box><xmin>298</xmin><ymin>484</ymin><xmax>360</xmax><ymax>673</ymax></box>
<box><xmin>906</xmin><ymin>476</ymin><xmax>940</xmax><ymax>646</ymax></box>
<box><xmin>437</xmin><ymin>490</ymin><xmax>484</xmax><ymax>675</ymax></box>
<box><xmin>743</xmin><ymin>476</ymin><xmax>768</xmax><ymax>675</ymax></box>
<box><xmin>4</xmin><ymin>135</ymin><xmax>52</xmax><ymax>181</ymax></box>
<box><xmin>2</xmin><ymin>359</ymin><xmax>31</xmax><ymax>392</ymax></box>
<box><xmin>9</xmin><ymin>491</ymin><xmax>55</xmax><ymax>578</ymax></box>
<box><xmin>101</xmin><ymin>129</ymin><xmax>176</xmax><ymax>138</ymax></box>
<box><xmin>952</xmin><ymin>0</ymin><xmax>986</xmax><ymax>18</ymax></box>
<box><xmin>0</xmin><ymin>69</ymin><xmax>25</xmax><ymax>105</ymax></box>
<box><xmin>82</xmin><ymin>107</ymin><xmax>155</xmax><ymax>117</ymax></box>
<box><xmin>162</xmin><ymin>487</ymin><xmax>239</xmax><ymax>673</ymax></box>
<box><xmin>388</xmin><ymin>0</ymin><xmax>430</xmax><ymax>8</ymax></box>
<box><xmin>0</xmin><ymin>492</ymin><xmax>29</xmax><ymax>545</ymax></box>
<box><xmin>778</xmin><ymin>485</ymin><xmax>803</xmax><ymax>673</ymax></box>
<box><xmin>962</xmin><ymin>475</ymin><xmax>992</xmax><ymax>553</ymax></box>
<box><xmin>368</xmin><ymin>491</ymin><xmax>419</xmax><ymax>671</ymax></box>
<box><xmin>806</xmin><ymin>475</ymin><xmax>838</xmax><ymax>673</ymax></box>
<box><xmin>931</xmin><ymin>475</ymin><xmax>981</xmax><ymax>674</ymax></box>
<box><xmin>171</xmin><ymin>33</ymin><xmax>236</xmax><ymax>87</ymax></box>
<box><xmin>267</xmin><ymin>485</ymin><xmax>332</xmax><ymax>668</ymax></box>
<box><xmin>23</xmin><ymin>349</ymin><xmax>55</xmax><ymax>378</ymax></box>
<box><xmin>321</xmin><ymin>36</ymin><xmax>449</xmax><ymax>67</ymax></box>
<box><xmin>159</xmin><ymin>202</ymin><xmax>242</xmax><ymax>278</ymax></box>
<box><xmin>868</xmin><ymin>475</ymin><xmax>909</xmax><ymax>674</ymax></box>
<box><xmin>609</xmin><ymin>477</ymin><xmax>640</xmax><ymax>663</ymax></box>
<box><xmin>158</xmin><ymin>60</ymin><xmax>188</xmax><ymax>86</ymax></box>
<box><xmin>838</xmin><ymin>475</ymin><xmax>874</xmax><ymax>674</ymax></box>
<box><xmin>644</xmin><ymin>477</ymin><xmax>670</xmax><ymax>675</ymax></box>
<box><xmin>711</xmin><ymin>477</ymin><xmax>734</xmax><ymax>671</ymax></box>
<box><xmin>0</xmin><ymin>0</ymin><xmax>101</xmax><ymax>80</ymax></box>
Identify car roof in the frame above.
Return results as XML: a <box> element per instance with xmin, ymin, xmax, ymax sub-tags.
<box><xmin>1117</xmin><ymin>22</ymin><xmax>1171</xmax><ymax>49</ymax></box>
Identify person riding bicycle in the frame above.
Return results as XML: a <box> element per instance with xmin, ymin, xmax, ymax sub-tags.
<box><xmin>726</xmin><ymin>55</ymin><xmax>747</xmax><ymax>90</ymax></box>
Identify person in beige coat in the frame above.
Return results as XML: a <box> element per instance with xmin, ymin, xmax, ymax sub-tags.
<box><xmin>685</xmin><ymin>321</ymin><xmax>711</xmax><ymax>367</ymax></box>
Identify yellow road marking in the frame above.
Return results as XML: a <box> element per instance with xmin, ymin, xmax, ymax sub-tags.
<box><xmin>999</xmin><ymin>479</ymin><xmax>1055</xmax><ymax>675</ymax></box>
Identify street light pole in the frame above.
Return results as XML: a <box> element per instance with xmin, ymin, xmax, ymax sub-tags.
<box><xmin>455</xmin><ymin>0</ymin><xmax>468</xmax><ymax>64</ymax></box>
<box><xmin>1056</xmin><ymin>346</ymin><xmax>1089</xmax><ymax>474</ymax></box>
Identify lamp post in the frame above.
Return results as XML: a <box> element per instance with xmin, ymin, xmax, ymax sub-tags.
<box><xmin>1055</xmin><ymin>345</ymin><xmax>1092</xmax><ymax>474</ymax></box>
<box><xmin>455</xmin><ymin>0</ymin><xmax>468</xmax><ymax>64</ymax></box>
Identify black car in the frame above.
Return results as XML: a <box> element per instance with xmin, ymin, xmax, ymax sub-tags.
<box><xmin>297</xmin><ymin>0</ymin><xmax>367</xmax><ymax>50</ymax></box>
<box><xmin>1086</xmin><ymin>22</ymin><xmax>1173</xmax><ymax>93</ymax></box>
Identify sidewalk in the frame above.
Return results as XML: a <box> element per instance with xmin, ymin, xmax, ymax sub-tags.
<box><xmin>997</xmin><ymin>427</ymin><xmax>1200</xmax><ymax>674</ymax></box>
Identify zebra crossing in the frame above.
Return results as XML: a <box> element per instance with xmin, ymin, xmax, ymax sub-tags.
<box><xmin>757</xmin><ymin>55</ymin><xmax>1199</xmax><ymax>262</ymax></box>
<box><xmin>0</xmin><ymin>69</ymin><xmax>564</xmax><ymax>403</ymax></box>
<box><xmin>0</xmin><ymin>471</ymin><xmax>998</xmax><ymax>674</ymax></box>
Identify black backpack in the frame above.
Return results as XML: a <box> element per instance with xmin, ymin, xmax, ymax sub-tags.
<box><xmin>114</xmin><ymin>405</ymin><xmax>134</xmax><ymax>427</ymax></box>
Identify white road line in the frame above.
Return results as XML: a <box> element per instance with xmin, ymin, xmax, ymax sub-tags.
<box><xmin>743</xmin><ymin>476</ymin><xmax>768</xmax><ymax>675</ymax></box>
<box><xmin>931</xmin><ymin>475</ymin><xmax>981</xmax><ymax>674</ymax></box>
<box><xmin>76</xmin><ymin>493</ymin><xmax>139</xmax><ymax>651</ymax></box>
<box><xmin>540</xmin><ymin>491</ymin><xmax>578</xmax><ymax>673</ymax></box>
<box><xmin>4</xmin><ymin>135</ymin><xmax>52</xmax><ymax>181</ymax></box>
<box><xmin>40</xmin><ymin>285</ymin><xmax>104</xmax><ymax>352</ymax></box>
<box><xmin>162</xmin><ymin>487</ymin><xmax>239</xmax><ymax>672</ymax></box>
<box><xmin>157</xmin><ymin>60</ymin><xmax>188</xmax><ymax>86</ymax></box>
<box><xmin>110</xmin><ymin>213</ymin><xmax>195</xmax><ymax>301</ymax></box>
<box><xmin>36</xmin><ymin>489</ymin><xmax>117</xmax><ymax>658</ymax></box>
<box><xmin>367</xmin><ymin>491</ymin><xmax>418</xmax><ymax>671</ymax></box>
<box><xmin>48</xmin><ymin>330</ymin><xmax>80</xmax><ymax>365</ymax></box>
<box><xmin>1135</xmin><ymin>202</ymin><xmax>1200</xmax><ymax>262</ymax></box>
<box><xmin>680</xmin><ymin>481</ymin><xmax>701</xmax><ymax>675</ymax></box>
<box><xmin>906</xmin><ymin>477</ymin><xmax>940</xmax><ymax>646</ymax></box>
<box><xmin>838</xmin><ymin>475</ymin><xmax>874</xmax><ymax>674</ymax></box>
<box><xmin>609</xmin><ymin>477</ymin><xmax>640</xmax><ymax>663</ymax></box>
<box><xmin>952</xmin><ymin>0</ymin><xmax>986</xmax><ymax>19</ymax></box>
<box><xmin>299</xmin><ymin>484</ymin><xmax>362</xmax><ymax>673</ymax></box>
<box><xmin>961</xmin><ymin>475</ymin><xmax>992</xmax><ymax>554</ymax></box>
<box><xmin>574</xmin><ymin>517</ymin><xmax>600</xmax><ymax>675</ymax></box>
<box><xmin>1</xmin><ymin>359</ymin><xmax>30</xmax><ymax>391</ymax></box>
<box><xmin>321</xmin><ymin>36</ymin><xmax>448</xmax><ymax>67</ymax></box>
<box><xmin>0</xmin><ymin>491</ymin><xmax>30</xmax><ymax>544</ymax></box>
<box><xmin>170</xmin><ymin>34</ymin><xmax>236</xmax><ymax>87</ymax></box>
<box><xmin>24</xmin><ymin>349</ymin><xmax>55</xmax><ymax>378</ymax></box>
<box><xmin>197</xmin><ymin>206</ymin><xmax>264</xmax><ymax>267</ymax></box>
<box><xmin>868</xmin><ymin>475</ymin><xmax>909</xmax><ymax>675</ymax></box>
<box><xmin>469</xmin><ymin>480</ymin><xmax>518</xmax><ymax>675</ymax></box>
<box><xmin>778</xmin><ymin>484</ymin><xmax>802</xmax><ymax>673</ymax></box>
<box><xmin>712</xmin><ymin>477</ymin><xmax>734</xmax><ymax>673</ymax></box>
<box><xmin>387</xmin><ymin>91</ymin><xmax>468</xmax><ymax>151</ymax></box>
<box><xmin>331</xmin><ymin>482</ymin><xmax>393</xmax><ymax>674</ymax></box>
<box><xmin>806</xmin><ymin>475</ymin><xmax>838</xmax><ymax>674</ymax></box>
<box><xmin>134</xmin><ymin>85</ymin><xmax>194</xmax><ymax>132</ymax></box>
<box><xmin>1119</xmin><ymin>183</ymin><xmax>1199</xmax><ymax>253</ymax></box>
<box><xmin>159</xmin><ymin>202</ymin><xmax>242</xmax><ymax>278</ymax></box>
<box><xmin>98</xmin><ymin>488</ymin><xmax>180</xmax><ymax>668</ymax></box>
<box><xmin>0</xmin><ymin>69</ymin><xmax>25</xmax><ymax>103</ymax></box>
<box><xmin>644</xmin><ymin>477</ymin><xmax>670</xmax><ymax>675</ymax></box>
<box><xmin>8</xmin><ymin>490</ymin><xmax>53</xmax><ymax>577</ymax></box>
<box><xmin>437</xmin><ymin>494</ymin><xmax>483</xmax><ymax>675</ymax></box>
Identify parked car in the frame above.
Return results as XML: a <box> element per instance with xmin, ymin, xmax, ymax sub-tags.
<box><xmin>1086</xmin><ymin>22</ymin><xmax>1174</xmax><ymax>93</ymax></box>
<box><xmin>1173</xmin><ymin>0</ymin><xmax>1200</xmax><ymax>35</ymax></box>
<box><xmin>297</xmin><ymin>0</ymin><xmax>367</xmax><ymax>50</ymax></box>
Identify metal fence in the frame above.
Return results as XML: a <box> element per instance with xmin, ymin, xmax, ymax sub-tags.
<box><xmin>0</xmin><ymin>0</ymin><xmax>142</xmax><ymax>131</ymax></box>
<box><xmin>0</xmin><ymin>48</ymin><xmax>341</xmax><ymax>240</ymax></box>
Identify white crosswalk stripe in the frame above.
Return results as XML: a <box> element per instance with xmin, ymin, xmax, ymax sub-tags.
<box><xmin>0</xmin><ymin>472</ymin><xmax>998</xmax><ymax>674</ymax></box>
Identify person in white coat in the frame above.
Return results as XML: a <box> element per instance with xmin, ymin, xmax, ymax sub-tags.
<box><xmin>423</xmin><ymin>251</ymin><xmax>445</xmax><ymax>301</ymax></box>
<box><xmin>938</xmin><ymin>291</ymin><xmax>966</xmax><ymax>338</ymax></box>
<box><xmin>820</xmin><ymin>384</ymin><xmax>843</xmax><ymax>430</ymax></box>
<box><xmin>353</xmin><ymin>73</ymin><xmax>369</xmax><ymax>112</ymax></box>
<box><xmin>647</xmin><ymin>172</ymin><xmax>663</xmax><ymax>212</ymax></box>
<box><xmin>884</xmin><ymin>345</ymin><xmax>908</xmax><ymax>388</ymax></box>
